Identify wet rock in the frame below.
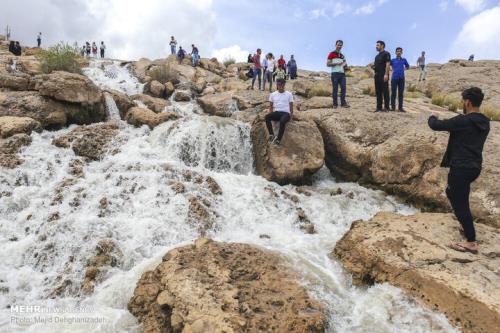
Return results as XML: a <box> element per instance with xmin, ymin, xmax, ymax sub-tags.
<box><xmin>173</xmin><ymin>90</ymin><xmax>191</xmax><ymax>102</ymax></box>
<box><xmin>69</xmin><ymin>158</ymin><xmax>85</xmax><ymax>178</ymax></box>
<box><xmin>53</xmin><ymin>123</ymin><xmax>119</xmax><ymax>160</ymax></box>
<box><xmin>125</xmin><ymin>107</ymin><xmax>179</xmax><ymax>129</ymax></box>
<box><xmin>164</xmin><ymin>81</ymin><xmax>175</xmax><ymax>97</ymax></box>
<box><xmin>0</xmin><ymin>116</ymin><xmax>42</xmax><ymax>138</ymax></box>
<box><xmin>82</xmin><ymin>239</ymin><xmax>122</xmax><ymax>294</ymax></box>
<box><xmin>105</xmin><ymin>89</ymin><xmax>135</xmax><ymax>119</ymax></box>
<box><xmin>130</xmin><ymin>93</ymin><xmax>170</xmax><ymax>113</ymax></box>
<box><xmin>170</xmin><ymin>181</ymin><xmax>185</xmax><ymax>194</ymax></box>
<box><xmin>197</xmin><ymin>92</ymin><xmax>235</xmax><ymax>117</ymax></box>
<box><xmin>205</xmin><ymin>176</ymin><xmax>222</xmax><ymax>195</ymax></box>
<box><xmin>187</xmin><ymin>196</ymin><xmax>213</xmax><ymax>235</ymax></box>
<box><xmin>128</xmin><ymin>238</ymin><xmax>326</xmax><ymax>333</ymax></box>
<box><xmin>251</xmin><ymin>118</ymin><xmax>324</xmax><ymax>185</ymax></box>
<box><xmin>333</xmin><ymin>212</ymin><xmax>500</xmax><ymax>333</ymax></box>
<box><xmin>47</xmin><ymin>212</ymin><xmax>60</xmax><ymax>222</ymax></box>
<box><xmin>0</xmin><ymin>133</ymin><xmax>32</xmax><ymax>168</ymax></box>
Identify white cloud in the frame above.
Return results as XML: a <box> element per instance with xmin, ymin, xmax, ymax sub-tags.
<box><xmin>355</xmin><ymin>0</ymin><xmax>388</xmax><ymax>15</ymax></box>
<box><xmin>0</xmin><ymin>0</ymin><xmax>217</xmax><ymax>61</ymax></box>
<box><xmin>410</xmin><ymin>22</ymin><xmax>418</xmax><ymax>30</ymax></box>
<box><xmin>455</xmin><ymin>0</ymin><xmax>487</xmax><ymax>13</ymax></box>
<box><xmin>439</xmin><ymin>0</ymin><xmax>449</xmax><ymax>11</ymax></box>
<box><xmin>211</xmin><ymin>45</ymin><xmax>250</xmax><ymax>63</ymax></box>
<box><xmin>306</xmin><ymin>1</ymin><xmax>351</xmax><ymax>19</ymax></box>
<box><xmin>450</xmin><ymin>6</ymin><xmax>500</xmax><ymax>59</ymax></box>
<box><xmin>309</xmin><ymin>8</ymin><xmax>327</xmax><ymax>19</ymax></box>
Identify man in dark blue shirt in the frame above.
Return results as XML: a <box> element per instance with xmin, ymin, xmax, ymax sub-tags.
<box><xmin>390</xmin><ymin>47</ymin><xmax>410</xmax><ymax>112</ymax></box>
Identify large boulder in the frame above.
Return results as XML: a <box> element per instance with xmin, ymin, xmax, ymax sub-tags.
<box><xmin>233</xmin><ymin>90</ymin><xmax>269</xmax><ymax>110</ymax></box>
<box><xmin>251</xmin><ymin>117</ymin><xmax>324</xmax><ymax>185</ymax></box>
<box><xmin>32</xmin><ymin>71</ymin><xmax>103</xmax><ymax>105</ymax></box>
<box><xmin>0</xmin><ymin>91</ymin><xmax>106</xmax><ymax>129</ymax></box>
<box><xmin>125</xmin><ymin>107</ymin><xmax>179</xmax><ymax>129</ymax></box>
<box><xmin>0</xmin><ymin>116</ymin><xmax>42</xmax><ymax>138</ymax></box>
<box><xmin>333</xmin><ymin>212</ymin><xmax>500</xmax><ymax>333</ymax></box>
<box><xmin>197</xmin><ymin>92</ymin><xmax>236</xmax><ymax>117</ymax></box>
<box><xmin>297</xmin><ymin>96</ymin><xmax>332</xmax><ymax>111</ymax></box>
<box><xmin>52</xmin><ymin>122</ymin><xmax>119</xmax><ymax>160</ymax></box>
<box><xmin>313</xmin><ymin>106</ymin><xmax>500</xmax><ymax>227</ymax></box>
<box><xmin>128</xmin><ymin>238</ymin><xmax>326</xmax><ymax>333</ymax></box>
<box><xmin>147</xmin><ymin>80</ymin><xmax>166</xmax><ymax>98</ymax></box>
<box><xmin>130</xmin><ymin>94</ymin><xmax>170</xmax><ymax>113</ymax></box>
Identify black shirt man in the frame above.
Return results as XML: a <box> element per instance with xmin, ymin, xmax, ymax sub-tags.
<box><xmin>373</xmin><ymin>40</ymin><xmax>391</xmax><ymax>112</ymax></box>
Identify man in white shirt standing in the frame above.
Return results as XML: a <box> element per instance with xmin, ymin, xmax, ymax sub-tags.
<box><xmin>265</xmin><ymin>79</ymin><xmax>294</xmax><ymax>146</ymax></box>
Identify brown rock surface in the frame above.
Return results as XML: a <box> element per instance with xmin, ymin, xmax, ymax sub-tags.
<box><xmin>128</xmin><ymin>238</ymin><xmax>326</xmax><ymax>333</ymax></box>
<box><xmin>52</xmin><ymin>122</ymin><xmax>119</xmax><ymax>160</ymax></box>
<box><xmin>197</xmin><ymin>92</ymin><xmax>236</xmax><ymax>117</ymax></box>
<box><xmin>130</xmin><ymin>93</ymin><xmax>170</xmax><ymax>113</ymax></box>
<box><xmin>0</xmin><ymin>71</ymin><xmax>31</xmax><ymax>90</ymax></box>
<box><xmin>148</xmin><ymin>80</ymin><xmax>166</xmax><ymax>98</ymax></box>
<box><xmin>105</xmin><ymin>90</ymin><xmax>135</xmax><ymax>119</ymax></box>
<box><xmin>332</xmin><ymin>212</ymin><xmax>500</xmax><ymax>333</ymax></box>
<box><xmin>310</xmin><ymin>102</ymin><xmax>500</xmax><ymax>227</ymax></box>
<box><xmin>32</xmin><ymin>71</ymin><xmax>103</xmax><ymax>104</ymax></box>
<box><xmin>0</xmin><ymin>133</ymin><xmax>32</xmax><ymax>168</ymax></box>
<box><xmin>0</xmin><ymin>116</ymin><xmax>41</xmax><ymax>138</ymax></box>
<box><xmin>0</xmin><ymin>91</ymin><xmax>107</xmax><ymax>129</ymax></box>
<box><xmin>125</xmin><ymin>107</ymin><xmax>179</xmax><ymax>129</ymax></box>
<box><xmin>251</xmin><ymin>117</ymin><xmax>324</xmax><ymax>185</ymax></box>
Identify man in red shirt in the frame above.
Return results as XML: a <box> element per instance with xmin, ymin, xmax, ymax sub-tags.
<box><xmin>252</xmin><ymin>49</ymin><xmax>263</xmax><ymax>90</ymax></box>
<box><xmin>278</xmin><ymin>55</ymin><xmax>286</xmax><ymax>74</ymax></box>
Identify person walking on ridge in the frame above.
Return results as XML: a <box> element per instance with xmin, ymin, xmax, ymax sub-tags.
<box><xmin>92</xmin><ymin>42</ymin><xmax>98</xmax><ymax>58</ymax></box>
<box><xmin>327</xmin><ymin>40</ymin><xmax>349</xmax><ymax>109</ymax></box>
<box><xmin>265</xmin><ymin>79</ymin><xmax>294</xmax><ymax>146</ymax></box>
<box><xmin>170</xmin><ymin>36</ymin><xmax>177</xmax><ymax>55</ymax></box>
<box><xmin>177</xmin><ymin>46</ymin><xmax>186</xmax><ymax>64</ymax></box>
<box><xmin>251</xmin><ymin>48</ymin><xmax>263</xmax><ymax>90</ymax></box>
<box><xmin>287</xmin><ymin>55</ymin><xmax>297</xmax><ymax>80</ymax></box>
<box><xmin>417</xmin><ymin>51</ymin><xmax>426</xmax><ymax>81</ymax></box>
<box><xmin>85</xmin><ymin>42</ymin><xmax>91</xmax><ymax>57</ymax></box>
<box><xmin>191</xmin><ymin>44</ymin><xmax>200</xmax><ymax>67</ymax></box>
<box><xmin>100</xmin><ymin>41</ymin><xmax>106</xmax><ymax>59</ymax></box>
<box><xmin>263</xmin><ymin>53</ymin><xmax>275</xmax><ymax>92</ymax></box>
<box><xmin>372</xmin><ymin>40</ymin><xmax>391</xmax><ymax>112</ymax></box>
<box><xmin>428</xmin><ymin>87</ymin><xmax>490</xmax><ymax>254</ymax></box>
<box><xmin>37</xmin><ymin>32</ymin><xmax>42</xmax><ymax>48</ymax></box>
<box><xmin>390</xmin><ymin>47</ymin><xmax>410</xmax><ymax>112</ymax></box>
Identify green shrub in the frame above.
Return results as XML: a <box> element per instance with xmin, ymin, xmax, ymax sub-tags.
<box><xmin>38</xmin><ymin>42</ymin><xmax>82</xmax><ymax>74</ymax></box>
<box><xmin>223</xmin><ymin>57</ymin><xmax>236</xmax><ymax>67</ymax></box>
<box><xmin>149</xmin><ymin>63</ymin><xmax>179</xmax><ymax>84</ymax></box>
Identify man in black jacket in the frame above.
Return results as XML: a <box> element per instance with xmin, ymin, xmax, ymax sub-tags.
<box><xmin>428</xmin><ymin>87</ymin><xmax>490</xmax><ymax>254</ymax></box>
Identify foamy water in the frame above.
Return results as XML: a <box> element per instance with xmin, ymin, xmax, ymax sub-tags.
<box><xmin>0</xmin><ymin>60</ymin><xmax>458</xmax><ymax>333</ymax></box>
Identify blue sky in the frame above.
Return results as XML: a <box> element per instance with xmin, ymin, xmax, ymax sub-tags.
<box><xmin>211</xmin><ymin>0</ymin><xmax>500</xmax><ymax>70</ymax></box>
<box><xmin>2</xmin><ymin>0</ymin><xmax>499</xmax><ymax>70</ymax></box>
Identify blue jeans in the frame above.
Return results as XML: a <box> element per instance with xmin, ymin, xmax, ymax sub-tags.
<box><xmin>331</xmin><ymin>72</ymin><xmax>347</xmax><ymax>106</ymax></box>
<box><xmin>192</xmin><ymin>54</ymin><xmax>199</xmax><ymax>66</ymax></box>
<box><xmin>252</xmin><ymin>68</ymin><xmax>262</xmax><ymax>89</ymax></box>
<box><xmin>170</xmin><ymin>45</ymin><xmax>176</xmax><ymax>55</ymax></box>
<box><xmin>391</xmin><ymin>77</ymin><xmax>405</xmax><ymax>110</ymax></box>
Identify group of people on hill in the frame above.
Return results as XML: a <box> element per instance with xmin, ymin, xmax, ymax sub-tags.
<box><xmin>168</xmin><ymin>36</ymin><xmax>200</xmax><ymax>67</ymax></box>
<box><xmin>328</xmin><ymin>40</ymin><xmax>429</xmax><ymax>112</ymax></box>
<box><xmin>248</xmin><ymin>49</ymin><xmax>298</xmax><ymax>92</ymax></box>
<box><xmin>80</xmin><ymin>41</ymin><xmax>106</xmax><ymax>58</ymax></box>
<box><xmin>8</xmin><ymin>41</ymin><xmax>22</xmax><ymax>56</ymax></box>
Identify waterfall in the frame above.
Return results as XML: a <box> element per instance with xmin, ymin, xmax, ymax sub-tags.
<box><xmin>0</xmin><ymin>59</ymin><xmax>459</xmax><ymax>333</ymax></box>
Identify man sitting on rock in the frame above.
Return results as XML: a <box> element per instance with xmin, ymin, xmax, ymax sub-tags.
<box><xmin>265</xmin><ymin>79</ymin><xmax>294</xmax><ymax>146</ymax></box>
<box><xmin>428</xmin><ymin>87</ymin><xmax>490</xmax><ymax>254</ymax></box>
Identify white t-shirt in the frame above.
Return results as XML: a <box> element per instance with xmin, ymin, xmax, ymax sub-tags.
<box><xmin>269</xmin><ymin>91</ymin><xmax>294</xmax><ymax>113</ymax></box>
<box><xmin>266</xmin><ymin>59</ymin><xmax>275</xmax><ymax>72</ymax></box>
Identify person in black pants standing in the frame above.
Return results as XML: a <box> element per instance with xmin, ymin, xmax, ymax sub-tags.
<box><xmin>372</xmin><ymin>40</ymin><xmax>391</xmax><ymax>112</ymax></box>
<box><xmin>428</xmin><ymin>87</ymin><xmax>490</xmax><ymax>254</ymax></box>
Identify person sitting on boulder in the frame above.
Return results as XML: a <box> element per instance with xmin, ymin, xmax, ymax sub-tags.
<box><xmin>8</xmin><ymin>41</ymin><xmax>15</xmax><ymax>54</ymax></box>
<box><xmin>177</xmin><ymin>47</ymin><xmax>186</xmax><ymax>64</ymax></box>
<box><xmin>265</xmin><ymin>79</ymin><xmax>294</xmax><ymax>146</ymax></box>
<box><xmin>428</xmin><ymin>87</ymin><xmax>490</xmax><ymax>254</ymax></box>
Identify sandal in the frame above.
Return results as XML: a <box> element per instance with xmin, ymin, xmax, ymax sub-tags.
<box><xmin>448</xmin><ymin>243</ymin><xmax>478</xmax><ymax>255</ymax></box>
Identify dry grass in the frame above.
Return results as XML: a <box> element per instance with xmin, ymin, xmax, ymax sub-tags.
<box><xmin>307</xmin><ymin>84</ymin><xmax>331</xmax><ymax>98</ymax></box>
<box><xmin>431</xmin><ymin>93</ymin><xmax>462</xmax><ymax>112</ymax></box>
<box><xmin>362</xmin><ymin>86</ymin><xmax>376</xmax><ymax>97</ymax></box>
<box><xmin>223</xmin><ymin>57</ymin><xmax>236</xmax><ymax>67</ymax></box>
<box><xmin>149</xmin><ymin>63</ymin><xmax>179</xmax><ymax>84</ymax></box>
<box><xmin>407</xmin><ymin>83</ymin><xmax>417</xmax><ymax>92</ymax></box>
<box><xmin>404</xmin><ymin>91</ymin><xmax>420</xmax><ymax>99</ymax></box>
<box><xmin>481</xmin><ymin>105</ymin><xmax>500</xmax><ymax>121</ymax></box>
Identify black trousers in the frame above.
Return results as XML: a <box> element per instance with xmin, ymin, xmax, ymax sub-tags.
<box><xmin>100</xmin><ymin>50</ymin><xmax>105</xmax><ymax>58</ymax></box>
<box><xmin>265</xmin><ymin>111</ymin><xmax>290</xmax><ymax>141</ymax></box>
<box><xmin>391</xmin><ymin>77</ymin><xmax>405</xmax><ymax>110</ymax></box>
<box><xmin>446</xmin><ymin>167</ymin><xmax>480</xmax><ymax>242</ymax></box>
<box><xmin>374</xmin><ymin>75</ymin><xmax>389</xmax><ymax>110</ymax></box>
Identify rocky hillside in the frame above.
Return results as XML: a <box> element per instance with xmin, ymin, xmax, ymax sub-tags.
<box><xmin>1</xmin><ymin>36</ymin><xmax>499</xmax><ymax>333</ymax></box>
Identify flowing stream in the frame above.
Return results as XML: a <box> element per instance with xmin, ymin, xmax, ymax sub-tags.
<box><xmin>0</xmin><ymin>60</ymin><xmax>459</xmax><ymax>332</ymax></box>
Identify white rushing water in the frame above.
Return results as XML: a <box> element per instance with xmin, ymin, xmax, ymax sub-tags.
<box><xmin>0</xmin><ymin>60</ymin><xmax>459</xmax><ymax>333</ymax></box>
